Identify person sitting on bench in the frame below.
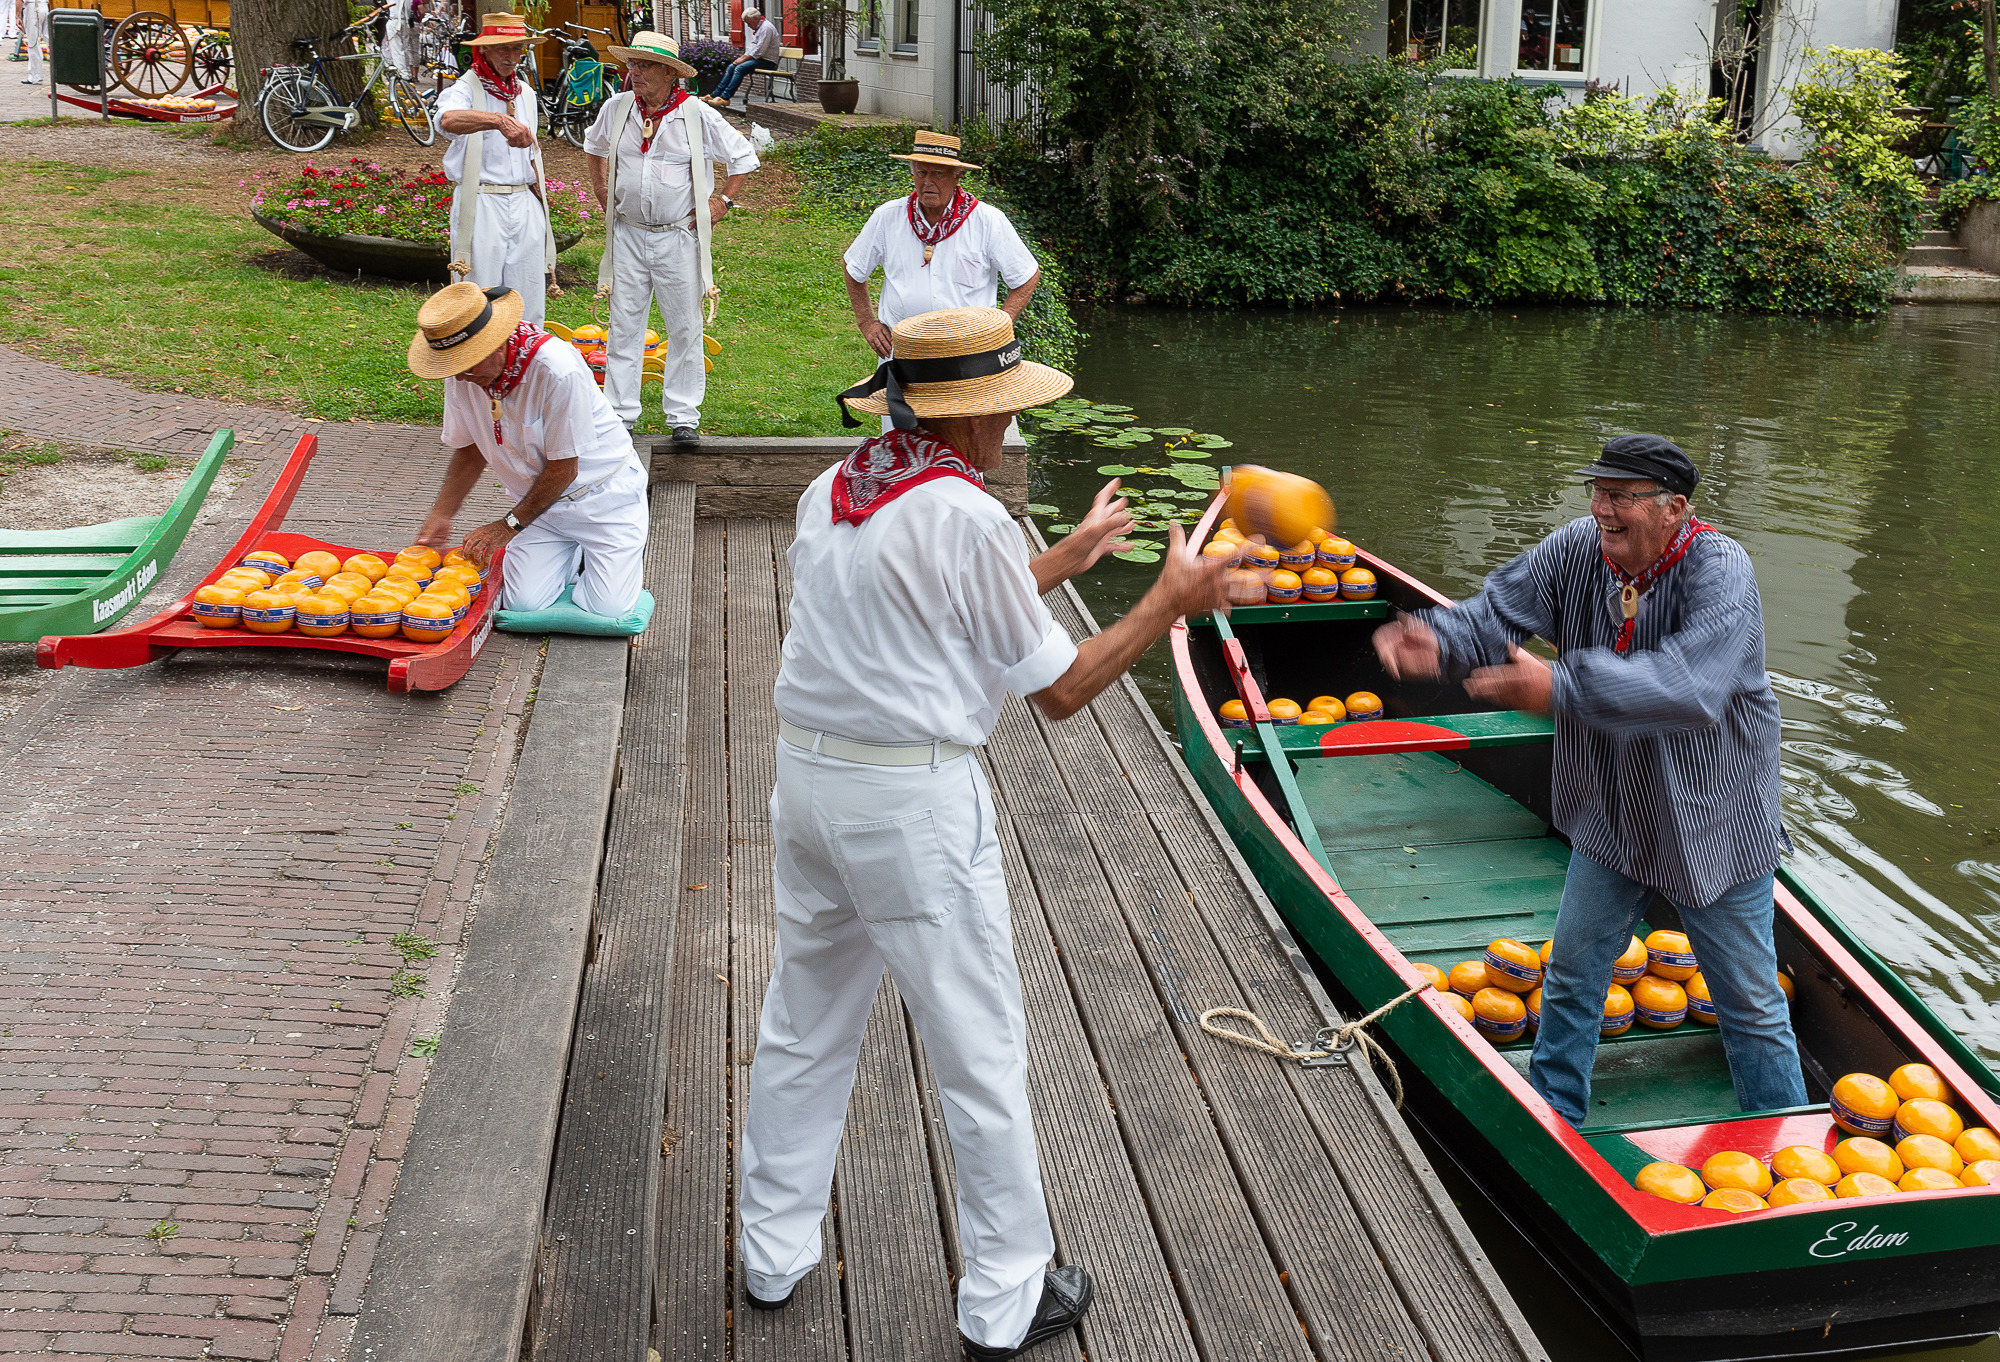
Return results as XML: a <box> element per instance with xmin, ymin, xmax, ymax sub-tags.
<box><xmin>705</xmin><ymin>8</ymin><xmax>780</xmax><ymax>105</ymax></box>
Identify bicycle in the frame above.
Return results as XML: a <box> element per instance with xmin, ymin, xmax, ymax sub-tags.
<box><xmin>537</xmin><ymin>22</ymin><xmax>619</xmax><ymax>148</ymax></box>
<box><xmin>259</xmin><ymin>6</ymin><xmax>435</xmax><ymax>153</ymax></box>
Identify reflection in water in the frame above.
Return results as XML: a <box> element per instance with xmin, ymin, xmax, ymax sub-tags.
<box><xmin>1035</xmin><ymin>303</ymin><xmax>2000</xmax><ymax>1358</ymax></box>
<box><xmin>1038</xmin><ymin>303</ymin><xmax>2000</xmax><ymax>1061</ymax></box>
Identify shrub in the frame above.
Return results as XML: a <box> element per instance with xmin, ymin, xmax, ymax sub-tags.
<box><xmin>1789</xmin><ymin>45</ymin><xmax>1925</xmax><ymax>246</ymax></box>
<box><xmin>678</xmin><ymin>37</ymin><xmax>742</xmax><ymax>87</ymax></box>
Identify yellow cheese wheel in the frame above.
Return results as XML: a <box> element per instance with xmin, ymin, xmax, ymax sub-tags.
<box><xmin>1835</xmin><ymin>1171</ymin><xmax>1899</xmax><ymax>1199</ymax></box>
<box><xmin>1766</xmin><ymin>1177</ymin><xmax>1835</xmax><ymax>1207</ymax></box>
<box><xmin>1700</xmin><ymin>1151</ymin><xmax>1773</xmax><ymax>1198</ymax></box>
<box><xmin>191</xmin><ymin>583</ymin><xmax>245</xmax><ymax>629</ymax></box>
<box><xmin>1832</xmin><ymin>1136</ymin><xmax>1903</xmax><ymax>1182</ymax></box>
<box><xmin>1634</xmin><ymin>1162</ymin><xmax>1705</xmax><ymax>1204</ymax></box>
<box><xmin>1771</xmin><ymin>1145</ymin><xmax>1840</xmax><ymax>1187</ymax></box>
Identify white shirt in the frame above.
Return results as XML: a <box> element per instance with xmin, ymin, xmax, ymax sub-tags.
<box><xmin>441</xmin><ymin>341</ymin><xmax>633</xmax><ymax>500</ymax></box>
<box><xmin>582</xmin><ymin>94</ymin><xmax>761</xmax><ymax>226</ymax></box>
<box><xmin>436</xmin><ymin>69</ymin><xmax>541</xmax><ymax>185</ymax></box>
<box><xmin>773</xmin><ymin>466</ymin><xmax>1077</xmax><ymax>747</ymax></box>
<box><xmin>843</xmin><ymin>199</ymin><xmax>1039</xmax><ymax>328</ymax></box>
<box><xmin>744</xmin><ymin>18</ymin><xmax>781</xmax><ymax>60</ymax></box>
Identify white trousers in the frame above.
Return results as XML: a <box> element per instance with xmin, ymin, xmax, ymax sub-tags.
<box><xmin>465</xmin><ymin>190</ymin><xmax>547</xmax><ymax>326</ymax></box>
<box><xmin>739</xmin><ymin>740</ymin><xmax>1051</xmax><ymax>1349</ymax></box>
<box><xmin>23</xmin><ymin>0</ymin><xmax>47</xmax><ymax>83</ymax></box>
<box><xmin>497</xmin><ymin>461</ymin><xmax>647</xmax><ymax>615</ymax></box>
<box><xmin>603</xmin><ymin>221</ymin><xmax>705</xmax><ymax>429</ymax></box>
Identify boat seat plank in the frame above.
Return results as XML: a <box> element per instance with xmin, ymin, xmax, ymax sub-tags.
<box><xmin>0</xmin><ymin>515</ymin><xmax>160</xmax><ymax>551</ymax></box>
<box><xmin>725</xmin><ymin>521</ymin><xmax>849</xmax><ymax>1361</ymax></box>
<box><xmin>1294</xmin><ymin>750</ymin><xmax>1549</xmax><ymax>852</ymax></box>
<box><xmin>535</xmin><ymin>483</ymin><xmax>696</xmax><ymax>1359</ymax></box>
<box><xmin>0</xmin><ymin>555</ymin><xmax>131</xmax><ymax>575</ymax></box>
<box><xmin>1329</xmin><ymin>834</ymin><xmax>1571</xmax><ymax>892</ymax></box>
<box><xmin>657</xmin><ymin>519</ymin><xmax>744</xmax><ymax>1360</ymax></box>
<box><xmin>0</xmin><ymin>592</ymin><xmax>74</xmax><ymax>608</ymax></box>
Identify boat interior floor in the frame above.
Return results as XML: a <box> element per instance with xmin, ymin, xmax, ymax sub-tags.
<box><xmin>1294</xmin><ymin>747</ymin><xmax>1802</xmax><ymax>1135</ymax></box>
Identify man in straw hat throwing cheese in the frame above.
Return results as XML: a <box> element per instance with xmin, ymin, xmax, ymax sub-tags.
<box><xmin>435</xmin><ymin>13</ymin><xmax>556</xmax><ymax>324</ymax></box>
<box><xmin>844</xmin><ymin>132</ymin><xmax>1040</xmax><ymax>366</ymax></box>
<box><xmin>407</xmin><ymin>282</ymin><xmax>649</xmax><ymax>620</ymax></box>
<box><xmin>738</xmin><ymin>306</ymin><xmax>1226</xmax><ymax>1359</ymax></box>
<box><xmin>585</xmin><ymin>31</ymin><xmax>759</xmax><ymax>446</ymax></box>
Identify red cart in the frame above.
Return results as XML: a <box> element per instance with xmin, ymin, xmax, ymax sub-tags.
<box><xmin>37</xmin><ymin>432</ymin><xmax>503</xmax><ymax>693</ymax></box>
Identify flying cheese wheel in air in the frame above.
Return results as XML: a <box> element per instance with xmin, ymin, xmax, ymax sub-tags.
<box><xmin>1700</xmin><ymin>1151</ymin><xmax>1773</xmax><ymax>1198</ymax></box>
<box><xmin>1225</xmin><ymin>464</ymin><xmax>1335</xmax><ymax>551</ymax></box>
<box><xmin>1831</xmin><ymin>1073</ymin><xmax>1900</xmax><ymax>1138</ymax></box>
<box><xmin>1634</xmin><ymin>1162</ymin><xmax>1706</xmax><ymax>1205</ymax></box>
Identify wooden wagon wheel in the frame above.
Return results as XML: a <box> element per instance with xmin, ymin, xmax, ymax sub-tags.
<box><xmin>191</xmin><ymin>30</ymin><xmax>235</xmax><ymax>96</ymax></box>
<box><xmin>110</xmin><ymin>12</ymin><xmax>193</xmax><ymax>97</ymax></box>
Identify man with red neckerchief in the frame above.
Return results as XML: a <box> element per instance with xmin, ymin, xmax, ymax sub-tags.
<box><xmin>738</xmin><ymin>307</ymin><xmax>1225</xmax><ymax>1360</ymax></box>
<box><xmin>1371</xmin><ymin>433</ymin><xmax>1806</xmax><ymax>1130</ymax></box>
<box><xmin>436</xmin><ymin>13</ymin><xmax>557</xmax><ymax>324</ymax></box>
<box><xmin>843</xmin><ymin>132</ymin><xmax>1040</xmax><ymax>366</ymax></box>
<box><xmin>585</xmin><ymin>31</ymin><xmax>759</xmax><ymax>446</ymax></box>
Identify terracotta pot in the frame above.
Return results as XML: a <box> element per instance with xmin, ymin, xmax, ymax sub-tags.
<box><xmin>253</xmin><ymin>212</ymin><xmax>584</xmax><ymax>284</ymax></box>
<box><xmin>818</xmin><ymin>78</ymin><xmax>859</xmax><ymax>115</ymax></box>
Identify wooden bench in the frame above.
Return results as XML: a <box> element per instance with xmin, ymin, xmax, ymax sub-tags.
<box><xmin>752</xmin><ymin>45</ymin><xmax>803</xmax><ymax>103</ymax></box>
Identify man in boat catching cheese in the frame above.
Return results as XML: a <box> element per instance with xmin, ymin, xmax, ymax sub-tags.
<box><xmin>1372</xmin><ymin>434</ymin><xmax>1806</xmax><ymax>1127</ymax></box>
<box><xmin>407</xmin><ymin>282</ymin><xmax>648</xmax><ymax>620</ymax></box>
<box><xmin>736</xmin><ymin>307</ymin><xmax>1226</xmax><ymax>1359</ymax></box>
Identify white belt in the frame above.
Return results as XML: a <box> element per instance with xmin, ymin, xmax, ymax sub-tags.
<box><xmin>556</xmin><ymin>460</ymin><xmax>638</xmax><ymax>503</ymax></box>
<box><xmin>779</xmin><ymin>718</ymin><xmax>973</xmax><ymax>767</ymax></box>
<box><xmin>617</xmin><ymin>212</ymin><xmax>694</xmax><ymax>233</ymax></box>
<box><xmin>480</xmin><ymin>182</ymin><xmax>534</xmax><ymax>195</ymax></box>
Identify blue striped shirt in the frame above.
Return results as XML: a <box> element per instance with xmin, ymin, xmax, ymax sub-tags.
<box><xmin>1420</xmin><ymin>517</ymin><xmax>1790</xmax><ymax>909</ymax></box>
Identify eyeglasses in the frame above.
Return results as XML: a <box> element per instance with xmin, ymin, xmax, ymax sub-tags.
<box><xmin>1583</xmin><ymin>482</ymin><xmax>1671</xmax><ymax>509</ymax></box>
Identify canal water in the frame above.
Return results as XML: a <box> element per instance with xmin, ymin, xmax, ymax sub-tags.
<box><xmin>1028</xmin><ymin>302</ymin><xmax>2000</xmax><ymax>1362</ymax></box>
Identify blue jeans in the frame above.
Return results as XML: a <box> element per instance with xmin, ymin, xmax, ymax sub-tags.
<box><xmin>711</xmin><ymin>56</ymin><xmax>775</xmax><ymax>99</ymax></box>
<box><xmin>1529</xmin><ymin>849</ymin><xmax>1807</xmax><ymax>1127</ymax></box>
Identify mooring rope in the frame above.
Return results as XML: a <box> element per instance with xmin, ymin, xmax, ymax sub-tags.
<box><xmin>1198</xmin><ymin>980</ymin><xmax>1435</xmax><ymax>1109</ymax></box>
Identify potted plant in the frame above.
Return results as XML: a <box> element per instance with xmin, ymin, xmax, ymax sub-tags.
<box><xmin>793</xmin><ymin>0</ymin><xmax>859</xmax><ymax>113</ymax></box>
<box><xmin>677</xmin><ymin>35</ymin><xmax>743</xmax><ymax>98</ymax></box>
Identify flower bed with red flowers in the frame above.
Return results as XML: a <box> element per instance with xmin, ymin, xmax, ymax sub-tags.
<box><xmin>247</xmin><ymin>156</ymin><xmax>594</xmax><ymax>245</ymax></box>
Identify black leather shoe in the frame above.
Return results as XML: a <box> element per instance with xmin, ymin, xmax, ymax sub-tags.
<box><xmin>745</xmin><ymin>1283</ymin><xmax>794</xmax><ymax>1311</ymax></box>
<box><xmin>960</xmin><ymin>1266</ymin><xmax>1093</xmax><ymax>1360</ymax></box>
<box><xmin>671</xmin><ymin>425</ymin><xmax>701</xmax><ymax>448</ymax></box>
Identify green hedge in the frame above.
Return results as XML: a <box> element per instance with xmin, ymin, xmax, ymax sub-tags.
<box><xmin>966</xmin><ymin>58</ymin><xmax>1918</xmax><ymax>315</ymax></box>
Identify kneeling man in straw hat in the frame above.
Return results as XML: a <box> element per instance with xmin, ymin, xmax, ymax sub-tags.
<box><xmin>586</xmin><ymin>31</ymin><xmax>759</xmax><ymax>445</ymax></box>
<box><xmin>435</xmin><ymin>13</ymin><xmax>555</xmax><ymax>324</ymax></box>
<box><xmin>738</xmin><ymin>306</ymin><xmax>1226</xmax><ymax>1359</ymax></box>
<box><xmin>408</xmin><ymin>282</ymin><xmax>649</xmax><ymax>618</ymax></box>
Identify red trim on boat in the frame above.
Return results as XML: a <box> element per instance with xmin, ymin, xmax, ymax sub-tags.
<box><xmin>1317</xmin><ymin>719</ymin><xmax>1471</xmax><ymax>754</ymax></box>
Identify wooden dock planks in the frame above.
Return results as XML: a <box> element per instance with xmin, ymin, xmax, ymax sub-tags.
<box><xmin>553</xmin><ymin>507</ymin><xmax>1541</xmax><ymax>1362</ymax></box>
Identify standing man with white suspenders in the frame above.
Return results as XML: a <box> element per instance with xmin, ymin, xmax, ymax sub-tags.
<box><xmin>585</xmin><ymin>31</ymin><xmax>759</xmax><ymax>447</ymax></box>
<box><xmin>435</xmin><ymin>12</ymin><xmax>557</xmax><ymax>324</ymax></box>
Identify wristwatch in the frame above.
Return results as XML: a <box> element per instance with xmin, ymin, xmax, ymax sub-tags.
<box><xmin>720</xmin><ymin>194</ymin><xmax>736</xmax><ymax>209</ymax></box>
<box><xmin>504</xmin><ymin>511</ymin><xmax>523</xmax><ymax>532</ymax></box>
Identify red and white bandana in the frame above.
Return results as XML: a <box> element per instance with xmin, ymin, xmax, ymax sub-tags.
<box><xmin>1603</xmin><ymin>515</ymin><xmax>1712</xmax><ymax>653</ymax></box>
<box><xmin>907</xmin><ymin>188</ymin><xmax>978</xmax><ymax>265</ymax></box>
<box><xmin>831</xmin><ymin>428</ymin><xmax>984</xmax><ymax>526</ymax></box>
<box><xmin>637</xmin><ymin>87</ymin><xmax>691</xmax><ymax>154</ymax></box>
<box><xmin>473</xmin><ymin>51</ymin><xmax>523</xmax><ymax>109</ymax></box>
<box><xmin>485</xmin><ymin>323</ymin><xmax>553</xmax><ymax>445</ymax></box>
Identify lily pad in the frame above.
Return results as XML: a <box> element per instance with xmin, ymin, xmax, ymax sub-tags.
<box><xmin>1167</xmin><ymin>447</ymin><xmax>1212</xmax><ymax>458</ymax></box>
<box><xmin>1194</xmin><ymin>438</ymin><xmax>1234</xmax><ymax>449</ymax></box>
<box><xmin>1114</xmin><ymin>548</ymin><xmax>1162</xmax><ymax>563</ymax></box>
<box><xmin>1092</xmin><ymin>404</ymin><xmax>1134</xmax><ymax>413</ymax></box>
<box><xmin>1095</xmin><ymin>464</ymin><xmax>1139</xmax><ymax>476</ymax></box>
<box><xmin>1025</xmin><ymin>503</ymin><xmax>1060</xmax><ymax>515</ymax></box>
<box><xmin>1154</xmin><ymin>426</ymin><xmax>1195</xmax><ymax>437</ymax></box>
<box><xmin>1053</xmin><ymin>397</ymin><xmax>1092</xmax><ymax>408</ymax></box>
<box><xmin>1023</xmin><ymin>408</ymin><xmax>1063</xmax><ymax>418</ymax></box>
<box><xmin>1092</xmin><ymin>413</ymin><xmax>1136</xmax><ymax>423</ymax></box>
<box><xmin>1047</xmin><ymin>523</ymin><xmax>1075</xmax><ymax>534</ymax></box>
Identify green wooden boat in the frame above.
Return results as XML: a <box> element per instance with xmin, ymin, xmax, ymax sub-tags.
<box><xmin>0</xmin><ymin>431</ymin><xmax>234</xmax><ymax>642</ymax></box>
<box><xmin>1169</xmin><ymin>513</ymin><xmax>2000</xmax><ymax>1361</ymax></box>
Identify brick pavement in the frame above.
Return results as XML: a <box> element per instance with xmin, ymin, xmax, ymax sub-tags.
<box><xmin>1</xmin><ymin>345</ymin><xmax>553</xmax><ymax>1362</ymax></box>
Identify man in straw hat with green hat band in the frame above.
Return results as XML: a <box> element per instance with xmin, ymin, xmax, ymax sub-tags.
<box><xmin>436</xmin><ymin>13</ymin><xmax>557</xmax><ymax>324</ymax></box>
<box><xmin>844</xmin><ymin>132</ymin><xmax>1040</xmax><ymax>366</ymax></box>
<box><xmin>586</xmin><ymin>31</ymin><xmax>759</xmax><ymax>446</ymax></box>
<box><xmin>407</xmin><ymin>282</ymin><xmax>650</xmax><ymax>622</ymax></box>
<box><xmin>739</xmin><ymin>306</ymin><xmax>1226</xmax><ymax>1359</ymax></box>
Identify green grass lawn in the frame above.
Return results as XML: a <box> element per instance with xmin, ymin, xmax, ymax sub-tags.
<box><xmin>0</xmin><ymin>156</ymin><xmax>877</xmax><ymax>436</ymax></box>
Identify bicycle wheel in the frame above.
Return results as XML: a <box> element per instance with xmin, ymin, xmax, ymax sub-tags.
<box><xmin>261</xmin><ymin>73</ymin><xmax>339</xmax><ymax>153</ymax></box>
<box><xmin>384</xmin><ymin>73</ymin><xmax>436</xmax><ymax>146</ymax></box>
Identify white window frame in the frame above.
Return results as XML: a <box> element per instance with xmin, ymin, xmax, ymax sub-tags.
<box><xmin>1387</xmin><ymin>0</ymin><xmax>1485</xmax><ymax>73</ymax></box>
<box><xmin>1510</xmin><ymin>0</ymin><xmax>1596</xmax><ymax>81</ymax></box>
<box><xmin>895</xmin><ymin>0</ymin><xmax>918</xmax><ymax>51</ymax></box>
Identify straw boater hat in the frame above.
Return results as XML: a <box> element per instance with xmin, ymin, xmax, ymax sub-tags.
<box><xmin>465</xmin><ymin>12</ymin><xmax>532</xmax><ymax>46</ymax></box>
<box><xmin>890</xmin><ymin>131</ymin><xmax>983</xmax><ymax>172</ymax></box>
<box><xmin>838</xmin><ymin>308</ymin><xmax>1070</xmax><ymax>425</ymax></box>
<box><xmin>407</xmin><ymin>282</ymin><xmax>524</xmax><ymax>379</ymax></box>
<box><xmin>606</xmin><ymin>30</ymin><xmax>698</xmax><ymax>76</ymax></box>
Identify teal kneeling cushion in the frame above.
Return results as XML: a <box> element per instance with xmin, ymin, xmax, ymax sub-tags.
<box><xmin>494</xmin><ymin>585</ymin><xmax>654</xmax><ymax>637</ymax></box>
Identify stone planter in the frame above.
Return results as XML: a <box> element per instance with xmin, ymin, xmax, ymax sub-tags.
<box><xmin>1963</xmin><ymin>200</ymin><xmax>2000</xmax><ymax>275</ymax></box>
<box><xmin>253</xmin><ymin>212</ymin><xmax>584</xmax><ymax>285</ymax></box>
<box><xmin>818</xmin><ymin>77</ymin><xmax>859</xmax><ymax>115</ymax></box>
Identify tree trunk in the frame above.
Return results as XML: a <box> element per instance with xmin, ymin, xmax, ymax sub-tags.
<box><xmin>1985</xmin><ymin>0</ymin><xmax>1998</xmax><ymax>100</ymax></box>
<box><xmin>230</xmin><ymin>0</ymin><xmax>375</xmax><ymax>138</ymax></box>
